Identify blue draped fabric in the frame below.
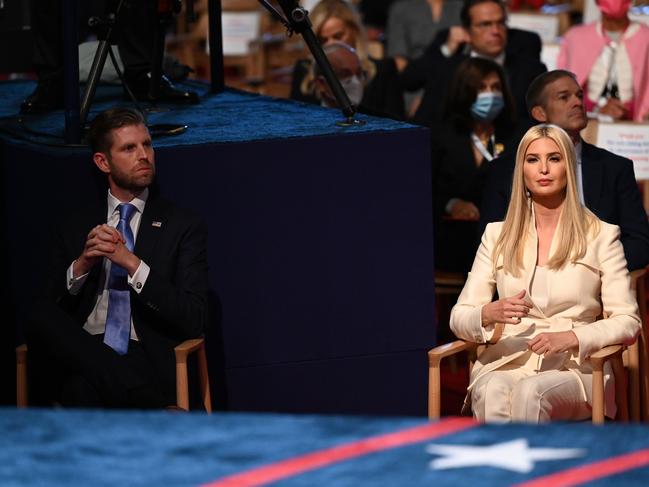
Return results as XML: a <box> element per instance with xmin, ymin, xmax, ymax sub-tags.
<box><xmin>1</xmin><ymin>409</ymin><xmax>648</xmax><ymax>486</ymax></box>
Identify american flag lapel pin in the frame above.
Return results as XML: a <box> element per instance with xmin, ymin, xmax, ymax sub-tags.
<box><xmin>152</xmin><ymin>221</ymin><xmax>162</xmax><ymax>228</ymax></box>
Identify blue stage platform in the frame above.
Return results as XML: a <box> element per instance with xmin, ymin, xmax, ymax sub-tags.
<box><xmin>0</xmin><ymin>81</ymin><xmax>434</xmax><ymax>415</ymax></box>
<box><xmin>1</xmin><ymin>408</ymin><xmax>649</xmax><ymax>486</ymax></box>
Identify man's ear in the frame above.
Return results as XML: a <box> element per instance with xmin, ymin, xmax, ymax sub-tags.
<box><xmin>93</xmin><ymin>152</ymin><xmax>110</xmax><ymax>174</ymax></box>
<box><xmin>531</xmin><ymin>105</ymin><xmax>547</xmax><ymax>123</ymax></box>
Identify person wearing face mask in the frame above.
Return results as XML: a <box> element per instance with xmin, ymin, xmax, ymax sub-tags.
<box><xmin>313</xmin><ymin>42</ymin><xmax>400</xmax><ymax>119</ymax></box>
<box><xmin>557</xmin><ymin>0</ymin><xmax>649</xmax><ymax>121</ymax></box>
<box><xmin>402</xmin><ymin>0</ymin><xmax>546</xmax><ymax>126</ymax></box>
<box><xmin>314</xmin><ymin>43</ymin><xmax>365</xmax><ymax>107</ymax></box>
<box><xmin>431</xmin><ymin>58</ymin><xmax>525</xmax><ymax>273</ymax></box>
<box><xmin>290</xmin><ymin>0</ymin><xmax>405</xmax><ymax>120</ymax></box>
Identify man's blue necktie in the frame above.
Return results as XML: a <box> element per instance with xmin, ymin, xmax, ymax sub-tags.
<box><xmin>104</xmin><ymin>203</ymin><xmax>137</xmax><ymax>355</ymax></box>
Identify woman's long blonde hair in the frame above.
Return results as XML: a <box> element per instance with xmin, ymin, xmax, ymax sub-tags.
<box><xmin>300</xmin><ymin>0</ymin><xmax>376</xmax><ymax>96</ymax></box>
<box><xmin>493</xmin><ymin>124</ymin><xmax>599</xmax><ymax>275</ymax></box>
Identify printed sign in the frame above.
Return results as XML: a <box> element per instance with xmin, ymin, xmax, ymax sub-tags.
<box><xmin>596</xmin><ymin>122</ymin><xmax>649</xmax><ymax>180</ymax></box>
<box><xmin>508</xmin><ymin>13</ymin><xmax>560</xmax><ymax>43</ymax></box>
<box><xmin>541</xmin><ymin>43</ymin><xmax>560</xmax><ymax>72</ymax></box>
<box><xmin>221</xmin><ymin>12</ymin><xmax>262</xmax><ymax>56</ymax></box>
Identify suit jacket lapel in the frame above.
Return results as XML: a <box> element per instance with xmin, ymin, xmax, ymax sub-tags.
<box><xmin>522</xmin><ymin>206</ymin><xmax>549</xmax><ymax>318</ymax></box>
<box><xmin>580</xmin><ymin>142</ymin><xmax>604</xmax><ymax>213</ymax></box>
<box><xmin>135</xmin><ymin>197</ymin><xmax>166</xmax><ymax>263</ymax></box>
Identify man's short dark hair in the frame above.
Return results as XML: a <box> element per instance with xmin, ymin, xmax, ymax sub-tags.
<box><xmin>460</xmin><ymin>0</ymin><xmax>506</xmax><ymax>28</ymax></box>
<box><xmin>87</xmin><ymin>107</ymin><xmax>146</xmax><ymax>154</ymax></box>
<box><xmin>525</xmin><ymin>70</ymin><xmax>578</xmax><ymax>117</ymax></box>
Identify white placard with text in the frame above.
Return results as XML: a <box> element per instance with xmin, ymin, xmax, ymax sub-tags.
<box><xmin>596</xmin><ymin>122</ymin><xmax>649</xmax><ymax>180</ymax></box>
<box><xmin>508</xmin><ymin>13</ymin><xmax>560</xmax><ymax>43</ymax></box>
<box><xmin>221</xmin><ymin>12</ymin><xmax>262</xmax><ymax>56</ymax></box>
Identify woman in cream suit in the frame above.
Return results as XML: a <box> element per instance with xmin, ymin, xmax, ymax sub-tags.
<box><xmin>450</xmin><ymin>124</ymin><xmax>640</xmax><ymax>422</ymax></box>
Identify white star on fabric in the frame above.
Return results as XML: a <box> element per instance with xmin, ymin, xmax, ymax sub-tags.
<box><xmin>426</xmin><ymin>438</ymin><xmax>586</xmax><ymax>473</ymax></box>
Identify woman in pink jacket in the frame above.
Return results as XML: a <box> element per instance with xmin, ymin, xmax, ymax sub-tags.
<box><xmin>557</xmin><ymin>0</ymin><xmax>649</xmax><ymax>121</ymax></box>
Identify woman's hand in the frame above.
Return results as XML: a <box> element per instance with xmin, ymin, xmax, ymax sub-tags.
<box><xmin>527</xmin><ymin>331</ymin><xmax>579</xmax><ymax>357</ymax></box>
<box><xmin>481</xmin><ymin>289</ymin><xmax>532</xmax><ymax>327</ymax></box>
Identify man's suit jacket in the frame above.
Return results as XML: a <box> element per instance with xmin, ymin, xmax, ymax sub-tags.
<box><xmin>451</xmin><ymin>220</ymin><xmax>640</xmax><ymax>416</ymax></box>
<box><xmin>480</xmin><ymin>141</ymin><xmax>649</xmax><ymax>270</ymax></box>
<box><xmin>43</xmin><ymin>193</ymin><xmax>209</xmax><ymax>402</ymax></box>
<box><xmin>400</xmin><ymin>28</ymin><xmax>545</xmax><ymax>126</ymax></box>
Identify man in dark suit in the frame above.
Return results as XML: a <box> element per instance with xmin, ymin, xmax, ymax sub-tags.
<box><xmin>21</xmin><ymin>0</ymin><xmax>198</xmax><ymax>113</ymax></box>
<box><xmin>26</xmin><ymin>107</ymin><xmax>208</xmax><ymax>408</ymax></box>
<box><xmin>480</xmin><ymin>70</ymin><xmax>649</xmax><ymax>271</ymax></box>
<box><xmin>401</xmin><ymin>0</ymin><xmax>546</xmax><ymax>126</ymax></box>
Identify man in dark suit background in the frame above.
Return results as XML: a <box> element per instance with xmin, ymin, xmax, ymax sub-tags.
<box><xmin>21</xmin><ymin>0</ymin><xmax>198</xmax><ymax>113</ymax></box>
<box><xmin>401</xmin><ymin>0</ymin><xmax>546</xmax><ymax>126</ymax></box>
<box><xmin>26</xmin><ymin>107</ymin><xmax>209</xmax><ymax>408</ymax></box>
<box><xmin>480</xmin><ymin>70</ymin><xmax>649</xmax><ymax>271</ymax></box>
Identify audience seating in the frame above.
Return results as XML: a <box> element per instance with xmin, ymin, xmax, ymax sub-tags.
<box><xmin>16</xmin><ymin>338</ymin><xmax>212</xmax><ymax>413</ymax></box>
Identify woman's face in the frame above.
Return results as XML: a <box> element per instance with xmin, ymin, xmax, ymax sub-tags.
<box><xmin>523</xmin><ymin>137</ymin><xmax>568</xmax><ymax>200</ymax></box>
<box><xmin>478</xmin><ymin>71</ymin><xmax>501</xmax><ymax>95</ymax></box>
<box><xmin>318</xmin><ymin>17</ymin><xmax>356</xmax><ymax>46</ymax></box>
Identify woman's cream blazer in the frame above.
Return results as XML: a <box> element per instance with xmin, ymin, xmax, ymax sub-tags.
<box><xmin>450</xmin><ymin>220</ymin><xmax>641</xmax><ymax>416</ymax></box>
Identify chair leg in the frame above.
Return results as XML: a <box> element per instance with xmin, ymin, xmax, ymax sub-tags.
<box><xmin>197</xmin><ymin>344</ymin><xmax>212</xmax><ymax>413</ymax></box>
<box><xmin>16</xmin><ymin>344</ymin><xmax>28</xmax><ymax>408</ymax></box>
<box><xmin>428</xmin><ymin>356</ymin><xmax>441</xmax><ymax>420</ymax></box>
<box><xmin>174</xmin><ymin>338</ymin><xmax>212</xmax><ymax>413</ymax></box>
<box><xmin>627</xmin><ymin>341</ymin><xmax>640</xmax><ymax>421</ymax></box>
<box><xmin>591</xmin><ymin>363</ymin><xmax>605</xmax><ymax>424</ymax></box>
<box><xmin>612</xmin><ymin>354</ymin><xmax>629</xmax><ymax>421</ymax></box>
<box><xmin>175</xmin><ymin>356</ymin><xmax>190</xmax><ymax>411</ymax></box>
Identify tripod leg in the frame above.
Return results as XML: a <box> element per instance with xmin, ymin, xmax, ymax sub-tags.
<box><xmin>79</xmin><ymin>39</ymin><xmax>111</xmax><ymax>127</ymax></box>
<box><xmin>148</xmin><ymin>18</ymin><xmax>167</xmax><ymax>101</ymax></box>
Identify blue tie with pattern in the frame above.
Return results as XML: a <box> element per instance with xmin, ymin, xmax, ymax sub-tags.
<box><xmin>104</xmin><ymin>203</ymin><xmax>137</xmax><ymax>355</ymax></box>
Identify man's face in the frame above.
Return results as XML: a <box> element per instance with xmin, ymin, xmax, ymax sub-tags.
<box><xmin>317</xmin><ymin>46</ymin><xmax>364</xmax><ymax>106</ymax></box>
<box><xmin>467</xmin><ymin>2</ymin><xmax>507</xmax><ymax>58</ymax></box>
<box><xmin>534</xmin><ymin>77</ymin><xmax>587</xmax><ymax>135</ymax></box>
<box><xmin>100</xmin><ymin>124</ymin><xmax>155</xmax><ymax>194</ymax></box>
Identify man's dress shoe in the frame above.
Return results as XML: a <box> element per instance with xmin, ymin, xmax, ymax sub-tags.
<box><xmin>20</xmin><ymin>81</ymin><xmax>64</xmax><ymax>113</ymax></box>
<box><xmin>127</xmin><ymin>74</ymin><xmax>199</xmax><ymax>104</ymax></box>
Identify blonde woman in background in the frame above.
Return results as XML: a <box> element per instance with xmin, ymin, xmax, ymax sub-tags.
<box><xmin>290</xmin><ymin>0</ymin><xmax>404</xmax><ymax>119</ymax></box>
<box><xmin>450</xmin><ymin>124</ymin><xmax>640</xmax><ymax>423</ymax></box>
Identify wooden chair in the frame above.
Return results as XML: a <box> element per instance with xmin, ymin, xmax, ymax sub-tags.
<box><xmin>428</xmin><ymin>268</ymin><xmax>647</xmax><ymax>424</ymax></box>
<box><xmin>434</xmin><ymin>270</ymin><xmax>466</xmax><ymax>345</ymax></box>
<box><xmin>16</xmin><ymin>338</ymin><xmax>212</xmax><ymax>413</ymax></box>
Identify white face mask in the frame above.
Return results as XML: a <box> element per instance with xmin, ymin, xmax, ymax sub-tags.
<box><xmin>340</xmin><ymin>75</ymin><xmax>364</xmax><ymax>106</ymax></box>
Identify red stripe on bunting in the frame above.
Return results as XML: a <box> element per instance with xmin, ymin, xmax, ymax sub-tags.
<box><xmin>515</xmin><ymin>448</ymin><xmax>649</xmax><ymax>487</ymax></box>
<box><xmin>203</xmin><ymin>417</ymin><xmax>477</xmax><ymax>487</ymax></box>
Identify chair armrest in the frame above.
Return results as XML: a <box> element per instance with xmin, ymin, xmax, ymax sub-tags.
<box><xmin>428</xmin><ymin>340</ymin><xmax>476</xmax><ymax>367</ymax></box>
<box><xmin>428</xmin><ymin>340</ymin><xmax>478</xmax><ymax>419</ymax></box>
<box><xmin>590</xmin><ymin>344</ymin><xmax>625</xmax><ymax>369</ymax></box>
<box><xmin>174</xmin><ymin>338</ymin><xmax>205</xmax><ymax>360</ymax></box>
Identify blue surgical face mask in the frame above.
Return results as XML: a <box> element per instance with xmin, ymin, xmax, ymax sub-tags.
<box><xmin>470</xmin><ymin>91</ymin><xmax>504</xmax><ymax>122</ymax></box>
